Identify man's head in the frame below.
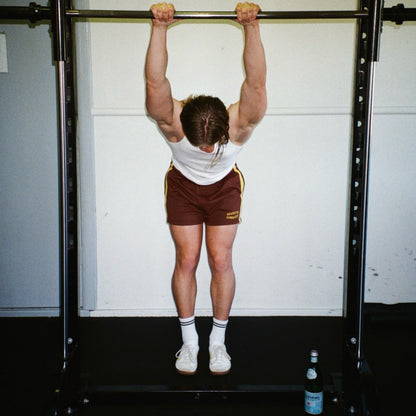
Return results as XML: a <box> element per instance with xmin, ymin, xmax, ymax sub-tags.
<box><xmin>180</xmin><ymin>95</ymin><xmax>230</xmax><ymax>152</ymax></box>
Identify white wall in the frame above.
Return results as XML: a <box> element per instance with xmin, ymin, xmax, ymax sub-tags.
<box><xmin>366</xmin><ymin>10</ymin><xmax>416</xmax><ymax>303</ymax></box>
<box><xmin>77</xmin><ymin>0</ymin><xmax>415</xmax><ymax>317</ymax></box>
<box><xmin>1</xmin><ymin>0</ymin><xmax>415</xmax><ymax>316</ymax></box>
<box><xmin>0</xmin><ymin>0</ymin><xmax>59</xmax><ymax>315</ymax></box>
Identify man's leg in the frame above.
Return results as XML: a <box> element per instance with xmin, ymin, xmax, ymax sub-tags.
<box><xmin>169</xmin><ymin>224</ymin><xmax>203</xmax><ymax>375</ymax></box>
<box><xmin>206</xmin><ymin>224</ymin><xmax>238</xmax><ymax>321</ymax></box>
<box><xmin>206</xmin><ymin>224</ymin><xmax>238</xmax><ymax>375</ymax></box>
<box><xmin>170</xmin><ymin>224</ymin><xmax>203</xmax><ymax>319</ymax></box>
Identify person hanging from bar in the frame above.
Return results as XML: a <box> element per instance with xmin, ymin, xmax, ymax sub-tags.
<box><xmin>145</xmin><ymin>2</ymin><xmax>267</xmax><ymax>375</ymax></box>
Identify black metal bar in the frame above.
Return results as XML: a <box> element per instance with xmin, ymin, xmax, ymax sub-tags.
<box><xmin>50</xmin><ymin>0</ymin><xmax>80</xmax><ymax>414</ymax></box>
<box><xmin>0</xmin><ymin>4</ymin><xmax>51</xmax><ymax>22</ymax></box>
<box><xmin>384</xmin><ymin>5</ymin><xmax>416</xmax><ymax>24</ymax></box>
<box><xmin>343</xmin><ymin>0</ymin><xmax>383</xmax><ymax>414</ymax></box>
<box><xmin>370</xmin><ymin>0</ymin><xmax>384</xmax><ymax>62</ymax></box>
<box><xmin>3</xmin><ymin>3</ymin><xmax>416</xmax><ymax>24</ymax></box>
<box><xmin>0</xmin><ymin>6</ymin><xmax>369</xmax><ymax>21</ymax></box>
<box><xmin>54</xmin><ymin>0</ymin><xmax>66</xmax><ymax>62</ymax></box>
<box><xmin>346</xmin><ymin>0</ymin><xmax>381</xmax><ymax>368</ymax></box>
<box><xmin>65</xmin><ymin>9</ymin><xmax>368</xmax><ymax>20</ymax></box>
<box><xmin>52</xmin><ymin>0</ymin><xmax>69</xmax><ymax>372</ymax></box>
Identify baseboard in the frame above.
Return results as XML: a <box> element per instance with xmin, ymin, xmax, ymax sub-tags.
<box><xmin>5</xmin><ymin>304</ymin><xmax>414</xmax><ymax>319</ymax></box>
<box><xmin>0</xmin><ymin>307</ymin><xmax>343</xmax><ymax>317</ymax></box>
<box><xmin>0</xmin><ymin>308</ymin><xmax>60</xmax><ymax>317</ymax></box>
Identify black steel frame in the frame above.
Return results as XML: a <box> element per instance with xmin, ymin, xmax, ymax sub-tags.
<box><xmin>1</xmin><ymin>1</ymin><xmax>415</xmax><ymax>414</ymax></box>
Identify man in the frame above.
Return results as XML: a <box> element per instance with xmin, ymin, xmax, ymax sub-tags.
<box><xmin>145</xmin><ymin>2</ymin><xmax>267</xmax><ymax>375</ymax></box>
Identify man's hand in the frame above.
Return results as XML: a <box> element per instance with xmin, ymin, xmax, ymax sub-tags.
<box><xmin>235</xmin><ymin>2</ymin><xmax>261</xmax><ymax>25</ymax></box>
<box><xmin>150</xmin><ymin>3</ymin><xmax>177</xmax><ymax>26</ymax></box>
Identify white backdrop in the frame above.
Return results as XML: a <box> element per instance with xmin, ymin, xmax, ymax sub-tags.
<box><xmin>75</xmin><ymin>0</ymin><xmax>416</xmax><ymax>316</ymax></box>
<box><xmin>2</xmin><ymin>1</ymin><xmax>414</xmax><ymax>317</ymax></box>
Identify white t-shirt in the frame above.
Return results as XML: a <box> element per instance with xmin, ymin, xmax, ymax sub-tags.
<box><xmin>166</xmin><ymin>136</ymin><xmax>244</xmax><ymax>185</ymax></box>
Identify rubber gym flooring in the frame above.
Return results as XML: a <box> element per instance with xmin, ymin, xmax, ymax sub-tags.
<box><xmin>1</xmin><ymin>303</ymin><xmax>414</xmax><ymax>415</ymax></box>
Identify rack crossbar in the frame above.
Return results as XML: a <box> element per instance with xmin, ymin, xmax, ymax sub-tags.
<box><xmin>0</xmin><ymin>6</ymin><xmax>51</xmax><ymax>21</ymax></box>
<box><xmin>65</xmin><ymin>10</ymin><xmax>368</xmax><ymax>20</ymax></box>
<box><xmin>0</xmin><ymin>7</ymin><xmax>369</xmax><ymax>21</ymax></box>
<box><xmin>3</xmin><ymin>6</ymin><xmax>416</xmax><ymax>23</ymax></box>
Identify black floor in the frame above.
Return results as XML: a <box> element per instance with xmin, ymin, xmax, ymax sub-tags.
<box><xmin>1</xmin><ymin>304</ymin><xmax>415</xmax><ymax>415</ymax></box>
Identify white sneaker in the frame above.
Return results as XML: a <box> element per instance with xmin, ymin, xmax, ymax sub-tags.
<box><xmin>209</xmin><ymin>344</ymin><xmax>231</xmax><ymax>375</ymax></box>
<box><xmin>175</xmin><ymin>344</ymin><xmax>199</xmax><ymax>375</ymax></box>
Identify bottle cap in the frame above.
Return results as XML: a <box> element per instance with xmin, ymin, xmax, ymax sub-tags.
<box><xmin>311</xmin><ymin>349</ymin><xmax>318</xmax><ymax>356</ymax></box>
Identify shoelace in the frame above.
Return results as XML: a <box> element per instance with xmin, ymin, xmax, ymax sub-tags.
<box><xmin>210</xmin><ymin>345</ymin><xmax>231</xmax><ymax>363</ymax></box>
<box><xmin>175</xmin><ymin>345</ymin><xmax>197</xmax><ymax>363</ymax></box>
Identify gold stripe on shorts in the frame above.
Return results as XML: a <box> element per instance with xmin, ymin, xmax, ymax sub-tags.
<box><xmin>232</xmin><ymin>165</ymin><xmax>245</xmax><ymax>223</ymax></box>
<box><xmin>164</xmin><ymin>162</ymin><xmax>174</xmax><ymax>213</ymax></box>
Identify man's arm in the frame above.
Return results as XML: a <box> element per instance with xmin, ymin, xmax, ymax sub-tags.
<box><xmin>145</xmin><ymin>3</ymin><xmax>183</xmax><ymax>141</ymax></box>
<box><xmin>228</xmin><ymin>3</ymin><xmax>267</xmax><ymax>144</ymax></box>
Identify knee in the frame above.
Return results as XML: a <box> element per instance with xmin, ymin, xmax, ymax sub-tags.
<box><xmin>208</xmin><ymin>252</ymin><xmax>232</xmax><ymax>276</ymax></box>
<box><xmin>176</xmin><ymin>251</ymin><xmax>200</xmax><ymax>275</ymax></box>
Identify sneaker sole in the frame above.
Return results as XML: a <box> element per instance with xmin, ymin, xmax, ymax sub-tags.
<box><xmin>210</xmin><ymin>368</ymin><xmax>231</xmax><ymax>376</ymax></box>
<box><xmin>176</xmin><ymin>368</ymin><xmax>197</xmax><ymax>376</ymax></box>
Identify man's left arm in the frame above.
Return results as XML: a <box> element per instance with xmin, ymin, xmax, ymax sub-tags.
<box><xmin>229</xmin><ymin>3</ymin><xmax>267</xmax><ymax>144</ymax></box>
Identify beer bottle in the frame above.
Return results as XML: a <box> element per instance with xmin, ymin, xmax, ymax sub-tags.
<box><xmin>304</xmin><ymin>349</ymin><xmax>323</xmax><ymax>415</ymax></box>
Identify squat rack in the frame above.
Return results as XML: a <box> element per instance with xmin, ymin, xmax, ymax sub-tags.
<box><xmin>1</xmin><ymin>1</ymin><xmax>415</xmax><ymax>414</ymax></box>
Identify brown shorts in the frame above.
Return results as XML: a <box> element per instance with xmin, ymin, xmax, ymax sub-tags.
<box><xmin>164</xmin><ymin>163</ymin><xmax>245</xmax><ymax>226</ymax></box>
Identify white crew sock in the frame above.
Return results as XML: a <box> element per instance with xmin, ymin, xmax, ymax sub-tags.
<box><xmin>179</xmin><ymin>315</ymin><xmax>199</xmax><ymax>346</ymax></box>
<box><xmin>209</xmin><ymin>317</ymin><xmax>228</xmax><ymax>347</ymax></box>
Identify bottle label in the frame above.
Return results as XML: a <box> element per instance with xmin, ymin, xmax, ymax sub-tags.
<box><xmin>307</xmin><ymin>368</ymin><xmax>317</xmax><ymax>380</ymax></box>
<box><xmin>305</xmin><ymin>390</ymin><xmax>323</xmax><ymax>414</ymax></box>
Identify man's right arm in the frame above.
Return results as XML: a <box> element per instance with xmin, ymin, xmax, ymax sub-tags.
<box><xmin>145</xmin><ymin>3</ymin><xmax>183</xmax><ymax>141</ymax></box>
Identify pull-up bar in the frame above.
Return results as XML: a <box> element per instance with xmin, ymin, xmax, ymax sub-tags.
<box><xmin>65</xmin><ymin>10</ymin><xmax>368</xmax><ymax>20</ymax></box>
<box><xmin>1</xmin><ymin>3</ymin><xmax>416</xmax><ymax>24</ymax></box>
